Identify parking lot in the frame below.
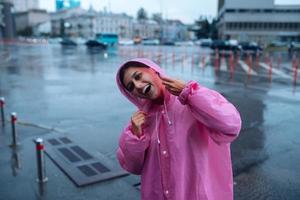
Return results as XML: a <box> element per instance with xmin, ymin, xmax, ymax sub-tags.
<box><xmin>0</xmin><ymin>43</ymin><xmax>300</xmax><ymax>199</ymax></box>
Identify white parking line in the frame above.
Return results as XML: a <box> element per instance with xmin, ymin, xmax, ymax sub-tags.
<box><xmin>259</xmin><ymin>62</ymin><xmax>292</xmax><ymax>79</ymax></box>
<box><xmin>238</xmin><ymin>60</ymin><xmax>257</xmax><ymax>75</ymax></box>
<box><xmin>220</xmin><ymin>58</ymin><xmax>227</xmax><ymax>71</ymax></box>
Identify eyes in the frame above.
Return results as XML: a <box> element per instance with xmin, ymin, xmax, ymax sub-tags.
<box><xmin>126</xmin><ymin>72</ymin><xmax>142</xmax><ymax>92</ymax></box>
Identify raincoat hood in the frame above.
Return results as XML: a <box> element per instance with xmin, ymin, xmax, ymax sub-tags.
<box><xmin>116</xmin><ymin>58</ymin><xmax>167</xmax><ymax>111</ymax></box>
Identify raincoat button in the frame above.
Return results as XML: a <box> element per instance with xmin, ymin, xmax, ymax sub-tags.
<box><xmin>165</xmin><ymin>190</ymin><xmax>169</xmax><ymax>195</ymax></box>
<box><xmin>162</xmin><ymin>150</ymin><xmax>167</xmax><ymax>155</ymax></box>
<box><xmin>161</xmin><ymin>110</ymin><xmax>165</xmax><ymax>114</ymax></box>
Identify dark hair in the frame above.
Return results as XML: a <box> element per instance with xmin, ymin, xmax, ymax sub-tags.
<box><xmin>119</xmin><ymin>61</ymin><xmax>149</xmax><ymax>88</ymax></box>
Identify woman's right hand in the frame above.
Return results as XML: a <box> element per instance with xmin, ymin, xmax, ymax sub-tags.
<box><xmin>131</xmin><ymin>111</ymin><xmax>147</xmax><ymax>137</ymax></box>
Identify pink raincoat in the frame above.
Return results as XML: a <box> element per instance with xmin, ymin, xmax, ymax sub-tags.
<box><xmin>116</xmin><ymin>58</ymin><xmax>241</xmax><ymax>200</ymax></box>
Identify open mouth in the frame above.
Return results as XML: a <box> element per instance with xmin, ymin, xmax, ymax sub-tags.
<box><xmin>142</xmin><ymin>84</ymin><xmax>151</xmax><ymax>95</ymax></box>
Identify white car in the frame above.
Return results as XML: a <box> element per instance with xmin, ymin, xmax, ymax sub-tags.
<box><xmin>119</xmin><ymin>39</ymin><xmax>134</xmax><ymax>46</ymax></box>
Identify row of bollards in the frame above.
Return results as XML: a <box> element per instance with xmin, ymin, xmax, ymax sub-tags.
<box><xmin>0</xmin><ymin>96</ymin><xmax>48</xmax><ymax>185</ymax></box>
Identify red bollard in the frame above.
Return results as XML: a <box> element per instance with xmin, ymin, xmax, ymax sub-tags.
<box><xmin>214</xmin><ymin>49</ymin><xmax>219</xmax><ymax>72</ymax></box>
<box><xmin>222</xmin><ymin>50</ymin><xmax>225</xmax><ymax>61</ymax></box>
<box><xmin>229</xmin><ymin>52</ymin><xmax>234</xmax><ymax>81</ymax></box>
<box><xmin>35</xmin><ymin>138</ymin><xmax>48</xmax><ymax>183</ymax></box>
<box><xmin>293</xmin><ymin>59</ymin><xmax>299</xmax><ymax>86</ymax></box>
<box><xmin>247</xmin><ymin>54</ymin><xmax>253</xmax><ymax>80</ymax></box>
<box><xmin>202</xmin><ymin>55</ymin><xmax>206</xmax><ymax>69</ymax></box>
<box><xmin>255</xmin><ymin>51</ymin><xmax>260</xmax><ymax>69</ymax></box>
<box><xmin>268</xmin><ymin>57</ymin><xmax>273</xmax><ymax>83</ymax></box>
<box><xmin>165</xmin><ymin>52</ymin><xmax>168</xmax><ymax>65</ymax></box>
<box><xmin>192</xmin><ymin>53</ymin><xmax>194</xmax><ymax>65</ymax></box>
<box><xmin>277</xmin><ymin>53</ymin><xmax>282</xmax><ymax>69</ymax></box>
<box><xmin>172</xmin><ymin>52</ymin><xmax>175</xmax><ymax>64</ymax></box>
<box><xmin>0</xmin><ymin>97</ymin><xmax>5</xmax><ymax>126</ymax></box>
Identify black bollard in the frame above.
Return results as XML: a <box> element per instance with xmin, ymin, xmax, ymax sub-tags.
<box><xmin>10</xmin><ymin>113</ymin><xmax>19</xmax><ymax>147</ymax></box>
<box><xmin>35</xmin><ymin>138</ymin><xmax>48</xmax><ymax>183</ymax></box>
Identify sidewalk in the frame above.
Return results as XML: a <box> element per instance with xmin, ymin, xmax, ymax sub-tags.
<box><xmin>0</xmin><ymin>122</ymin><xmax>140</xmax><ymax>200</ymax></box>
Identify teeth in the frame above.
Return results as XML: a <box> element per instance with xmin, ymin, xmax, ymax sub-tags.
<box><xmin>143</xmin><ymin>85</ymin><xmax>150</xmax><ymax>94</ymax></box>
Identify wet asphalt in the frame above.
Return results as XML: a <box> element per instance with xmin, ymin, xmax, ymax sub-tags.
<box><xmin>0</xmin><ymin>44</ymin><xmax>300</xmax><ymax>200</ymax></box>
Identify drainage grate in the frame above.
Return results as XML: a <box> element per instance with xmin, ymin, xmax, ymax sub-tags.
<box><xmin>43</xmin><ymin>136</ymin><xmax>128</xmax><ymax>187</ymax></box>
<box><xmin>78</xmin><ymin>165</ymin><xmax>98</xmax><ymax>177</ymax></box>
<box><xmin>59</xmin><ymin>137</ymin><xmax>72</xmax><ymax>144</ymax></box>
<box><xmin>48</xmin><ymin>139</ymin><xmax>61</xmax><ymax>146</ymax></box>
<box><xmin>91</xmin><ymin>162</ymin><xmax>110</xmax><ymax>173</ymax></box>
<box><xmin>70</xmin><ymin>146</ymin><xmax>93</xmax><ymax>160</ymax></box>
<box><xmin>58</xmin><ymin>147</ymin><xmax>81</xmax><ymax>163</ymax></box>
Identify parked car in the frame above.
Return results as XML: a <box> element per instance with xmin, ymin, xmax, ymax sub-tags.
<box><xmin>290</xmin><ymin>41</ymin><xmax>300</xmax><ymax>50</ymax></box>
<box><xmin>162</xmin><ymin>41</ymin><xmax>175</xmax><ymax>46</ymax></box>
<box><xmin>175</xmin><ymin>41</ymin><xmax>194</xmax><ymax>46</ymax></box>
<box><xmin>210</xmin><ymin>40</ymin><xmax>242</xmax><ymax>53</ymax></box>
<box><xmin>133</xmin><ymin>36</ymin><xmax>142</xmax><ymax>44</ymax></box>
<box><xmin>268</xmin><ymin>41</ymin><xmax>288</xmax><ymax>48</ymax></box>
<box><xmin>118</xmin><ymin>39</ymin><xmax>134</xmax><ymax>46</ymax></box>
<box><xmin>196</xmin><ymin>38</ymin><xmax>212</xmax><ymax>47</ymax></box>
<box><xmin>141</xmin><ymin>38</ymin><xmax>160</xmax><ymax>45</ymax></box>
<box><xmin>60</xmin><ymin>38</ymin><xmax>77</xmax><ymax>46</ymax></box>
<box><xmin>85</xmin><ymin>40</ymin><xmax>107</xmax><ymax>49</ymax></box>
<box><xmin>240</xmin><ymin>42</ymin><xmax>263</xmax><ymax>54</ymax></box>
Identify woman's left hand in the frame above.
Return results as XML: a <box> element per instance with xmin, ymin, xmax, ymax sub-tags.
<box><xmin>160</xmin><ymin>75</ymin><xmax>186</xmax><ymax>96</ymax></box>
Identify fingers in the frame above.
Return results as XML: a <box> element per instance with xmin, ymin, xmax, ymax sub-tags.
<box><xmin>131</xmin><ymin>111</ymin><xmax>147</xmax><ymax>137</ymax></box>
<box><xmin>160</xmin><ymin>76</ymin><xmax>186</xmax><ymax>96</ymax></box>
<box><xmin>131</xmin><ymin>111</ymin><xmax>147</xmax><ymax>125</ymax></box>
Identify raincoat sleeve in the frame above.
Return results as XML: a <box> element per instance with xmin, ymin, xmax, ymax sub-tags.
<box><xmin>117</xmin><ymin>122</ymin><xmax>150</xmax><ymax>175</ymax></box>
<box><xmin>178</xmin><ymin>81</ymin><xmax>241</xmax><ymax>144</ymax></box>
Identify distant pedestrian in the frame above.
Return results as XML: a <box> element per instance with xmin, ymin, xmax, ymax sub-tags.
<box><xmin>116</xmin><ymin>58</ymin><xmax>241</xmax><ymax>200</ymax></box>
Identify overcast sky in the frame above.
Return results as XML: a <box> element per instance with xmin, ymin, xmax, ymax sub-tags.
<box><xmin>39</xmin><ymin>0</ymin><xmax>300</xmax><ymax>24</ymax></box>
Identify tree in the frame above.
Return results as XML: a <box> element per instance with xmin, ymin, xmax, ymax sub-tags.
<box><xmin>137</xmin><ymin>8</ymin><xmax>148</xmax><ymax>21</ymax></box>
<box><xmin>194</xmin><ymin>16</ymin><xmax>218</xmax><ymax>40</ymax></box>
<box><xmin>151</xmin><ymin>13</ymin><xmax>163</xmax><ymax>24</ymax></box>
<box><xmin>195</xmin><ymin>17</ymin><xmax>210</xmax><ymax>39</ymax></box>
<box><xmin>210</xmin><ymin>18</ymin><xmax>218</xmax><ymax>40</ymax></box>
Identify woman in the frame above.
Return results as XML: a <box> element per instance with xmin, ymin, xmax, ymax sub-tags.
<box><xmin>116</xmin><ymin>58</ymin><xmax>241</xmax><ymax>200</ymax></box>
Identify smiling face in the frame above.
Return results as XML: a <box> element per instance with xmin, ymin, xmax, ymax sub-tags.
<box><xmin>122</xmin><ymin>66</ymin><xmax>165</xmax><ymax>103</ymax></box>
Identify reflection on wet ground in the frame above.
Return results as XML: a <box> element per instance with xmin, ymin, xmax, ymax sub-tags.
<box><xmin>0</xmin><ymin>44</ymin><xmax>300</xmax><ymax>199</ymax></box>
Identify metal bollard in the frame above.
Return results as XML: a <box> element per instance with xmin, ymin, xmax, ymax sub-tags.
<box><xmin>35</xmin><ymin>138</ymin><xmax>48</xmax><ymax>183</ymax></box>
<box><xmin>0</xmin><ymin>97</ymin><xmax>5</xmax><ymax>126</ymax></box>
<box><xmin>10</xmin><ymin>112</ymin><xmax>19</xmax><ymax>147</ymax></box>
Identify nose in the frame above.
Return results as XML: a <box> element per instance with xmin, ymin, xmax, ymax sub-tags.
<box><xmin>133</xmin><ymin>80</ymin><xmax>144</xmax><ymax>90</ymax></box>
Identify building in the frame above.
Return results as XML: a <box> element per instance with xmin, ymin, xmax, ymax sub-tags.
<box><xmin>133</xmin><ymin>19</ymin><xmax>160</xmax><ymax>39</ymax></box>
<box><xmin>10</xmin><ymin>0</ymin><xmax>39</xmax><ymax>12</ymax></box>
<box><xmin>0</xmin><ymin>0</ymin><xmax>16</xmax><ymax>39</ymax></box>
<box><xmin>96</xmin><ymin>12</ymin><xmax>133</xmax><ymax>39</ymax></box>
<box><xmin>51</xmin><ymin>7</ymin><xmax>88</xmax><ymax>37</ymax></box>
<box><xmin>161</xmin><ymin>19</ymin><xmax>188</xmax><ymax>42</ymax></box>
<box><xmin>14</xmin><ymin>9</ymin><xmax>49</xmax><ymax>34</ymax></box>
<box><xmin>217</xmin><ymin>0</ymin><xmax>300</xmax><ymax>44</ymax></box>
<box><xmin>56</xmin><ymin>0</ymin><xmax>80</xmax><ymax>11</ymax></box>
<box><xmin>51</xmin><ymin>7</ymin><xmax>134</xmax><ymax>39</ymax></box>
